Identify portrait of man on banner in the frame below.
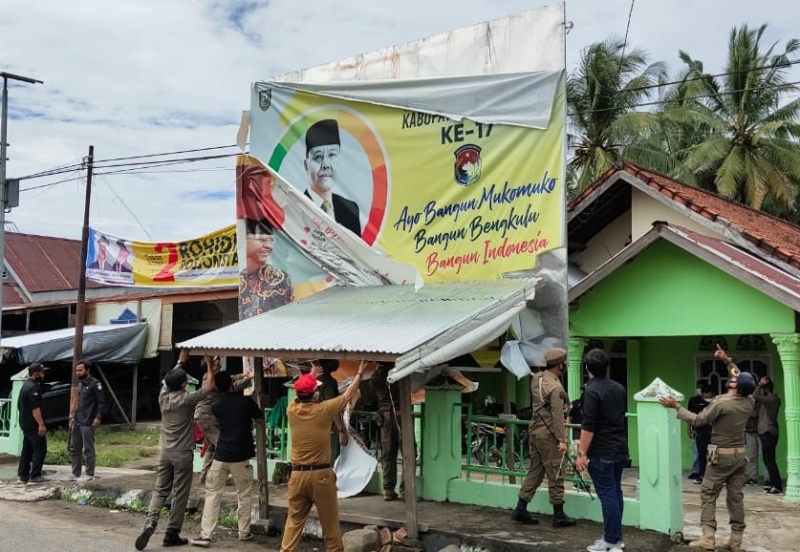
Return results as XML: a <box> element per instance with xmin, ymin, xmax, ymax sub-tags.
<box><xmin>88</xmin><ymin>234</ymin><xmax>114</xmax><ymax>271</ymax></box>
<box><xmin>239</xmin><ymin>217</ymin><xmax>293</xmax><ymax>320</ymax></box>
<box><xmin>302</xmin><ymin>119</ymin><xmax>362</xmax><ymax>237</ymax></box>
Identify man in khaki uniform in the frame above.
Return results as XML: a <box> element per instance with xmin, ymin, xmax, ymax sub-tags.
<box><xmin>135</xmin><ymin>350</ymin><xmax>216</xmax><ymax>550</ymax></box>
<box><xmin>660</xmin><ymin>345</ymin><xmax>756</xmax><ymax>552</ymax></box>
<box><xmin>511</xmin><ymin>348</ymin><xmax>577</xmax><ymax>527</ymax></box>
<box><xmin>280</xmin><ymin>362</ymin><xmax>368</xmax><ymax>552</ymax></box>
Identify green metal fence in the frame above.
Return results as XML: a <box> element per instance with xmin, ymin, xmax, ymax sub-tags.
<box><xmin>460</xmin><ymin>403</ymin><xmax>637</xmax><ymax>485</ymax></box>
<box><xmin>265</xmin><ymin>405</ymin><xmax>424</xmax><ymax>474</ymax></box>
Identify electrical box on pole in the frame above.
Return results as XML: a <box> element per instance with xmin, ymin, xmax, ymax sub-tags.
<box><xmin>3</xmin><ymin>178</ymin><xmax>19</xmax><ymax>209</ymax></box>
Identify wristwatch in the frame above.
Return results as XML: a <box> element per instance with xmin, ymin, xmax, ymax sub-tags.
<box><xmin>577</xmin><ymin>451</ymin><xmax>586</xmax><ymax>458</ymax></box>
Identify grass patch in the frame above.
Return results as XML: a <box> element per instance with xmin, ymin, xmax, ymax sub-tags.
<box><xmin>45</xmin><ymin>427</ymin><xmax>158</xmax><ymax>467</ymax></box>
<box><xmin>218</xmin><ymin>507</ymin><xmax>238</xmax><ymax>529</ymax></box>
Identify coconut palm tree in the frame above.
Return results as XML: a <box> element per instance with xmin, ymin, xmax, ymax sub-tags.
<box><xmin>677</xmin><ymin>24</ymin><xmax>800</xmax><ymax>212</ymax></box>
<box><xmin>566</xmin><ymin>39</ymin><xmax>667</xmax><ymax>192</ymax></box>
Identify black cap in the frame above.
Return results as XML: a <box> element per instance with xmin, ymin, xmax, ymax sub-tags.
<box><xmin>305</xmin><ymin>119</ymin><xmax>340</xmax><ymax>153</ymax></box>
<box><xmin>28</xmin><ymin>362</ymin><xmax>47</xmax><ymax>375</ymax></box>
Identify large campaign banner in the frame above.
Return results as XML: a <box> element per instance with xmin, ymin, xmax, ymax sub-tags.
<box><xmin>247</xmin><ymin>79</ymin><xmax>565</xmax><ymax>283</ymax></box>
<box><xmin>85</xmin><ymin>227</ymin><xmax>238</xmax><ymax>287</ymax></box>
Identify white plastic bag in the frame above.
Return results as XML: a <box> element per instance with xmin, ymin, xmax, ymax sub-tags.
<box><xmin>334</xmin><ymin>411</ymin><xmax>378</xmax><ymax>498</ymax></box>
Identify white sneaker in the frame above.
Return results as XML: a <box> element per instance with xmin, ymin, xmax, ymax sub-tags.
<box><xmin>587</xmin><ymin>539</ymin><xmax>625</xmax><ymax>552</ymax></box>
<box><xmin>64</xmin><ymin>474</ymin><xmax>79</xmax><ymax>482</ymax></box>
<box><xmin>78</xmin><ymin>475</ymin><xmax>94</xmax><ymax>482</ymax></box>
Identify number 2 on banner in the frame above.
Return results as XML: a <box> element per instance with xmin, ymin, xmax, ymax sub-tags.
<box><xmin>153</xmin><ymin>243</ymin><xmax>178</xmax><ymax>282</ymax></box>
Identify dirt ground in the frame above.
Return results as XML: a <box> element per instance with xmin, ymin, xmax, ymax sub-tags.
<box><xmin>17</xmin><ymin>497</ymin><xmax>325</xmax><ymax>551</ymax></box>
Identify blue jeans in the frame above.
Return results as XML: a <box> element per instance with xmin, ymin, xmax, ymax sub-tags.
<box><xmin>691</xmin><ymin>439</ymin><xmax>700</xmax><ymax>474</ymax></box>
<box><xmin>588</xmin><ymin>458</ymin><xmax>625</xmax><ymax>544</ymax></box>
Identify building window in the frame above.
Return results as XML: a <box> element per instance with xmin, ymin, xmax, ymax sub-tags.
<box><xmin>696</xmin><ymin>355</ymin><xmax>770</xmax><ymax>396</ymax></box>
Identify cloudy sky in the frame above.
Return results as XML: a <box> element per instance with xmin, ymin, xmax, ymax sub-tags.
<box><xmin>2</xmin><ymin>0</ymin><xmax>798</xmax><ymax>242</ymax></box>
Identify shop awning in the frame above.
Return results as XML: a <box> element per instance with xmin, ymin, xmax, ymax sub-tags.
<box><xmin>0</xmin><ymin>323</ymin><xmax>149</xmax><ymax>365</ymax></box>
<box><xmin>178</xmin><ymin>280</ymin><xmax>537</xmax><ymax>382</ymax></box>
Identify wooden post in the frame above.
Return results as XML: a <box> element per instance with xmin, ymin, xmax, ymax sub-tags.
<box><xmin>501</xmin><ymin>368</ymin><xmax>517</xmax><ymax>484</ymax></box>
<box><xmin>70</xmin><ymin>145</ymin><xmax>93</xmax><ymax>421</ymax></box>
<box><xmin>131</xmin><ymin>364</ymin><xmax>139</xmax><ymax>426</ymax></box>
<box><xmin>253</xmin><ymin>358</ymin><xmax>269</xmax><ymax>519</ymax></box>
<box><xmin>399</xmin><ymin>377</ymin><xmax>419</xmax><ymax>539</ymax></box>
<box><xmin>96</xmin><ymin>364</ymin><xmax>132</xmax><ymax>428</ymax></box>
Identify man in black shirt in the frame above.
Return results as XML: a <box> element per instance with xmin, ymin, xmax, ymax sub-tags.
<box><xmin>17</xmin><ymin>362</ymin><xmax>49</xmax><ymax>484</ymax></box>
<box><xmin>316</xmin><ymin>360</ymin><xmax>347</xmax><ymax>464</ymax></box>
<box><xmin>687</xmin><ymin>385</ymin><xmax>714</xmax><ymax>484</ymax></box>
<box><xmin>193</xmin><ymin>372</ymin><xmax>263</xmax><ymax>545</ymax></box>
<box><xmin>575</xmin><ymin>349</ymin><xmax>629</xmax><ymax>552</ymax></box>
<box><xmin>68</xmin><ymin>360</ymin><xmax>107</xmax><ymax>481</ymax></box>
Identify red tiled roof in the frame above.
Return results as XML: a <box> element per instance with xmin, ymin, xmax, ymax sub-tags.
<box><xmin>569</xmin><ymin>162</ymin><xmax>800</xmax><ymax>271</ymax></box>
<box><xmin>3</xmin><ymin>232</ymin><xmax>100</xmax><ymax>294</ymax></box>
<box><xmin>2</xmin><ymin>283</ymin><xmax>27</xmax><ymax>307</ymax></box>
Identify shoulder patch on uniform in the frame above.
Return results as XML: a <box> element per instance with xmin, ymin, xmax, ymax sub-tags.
<box><xmin>97</xmin><ymin>383</ymin><xmax>103</xmax><ymax>391</ymax></box>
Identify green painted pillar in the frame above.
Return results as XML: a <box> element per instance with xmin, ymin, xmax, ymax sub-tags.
<box><xmin>771</xmin><ymin>333</ymin><xmax>800</xmax><ymax>501</ymax></box>
<box><xmin>567</xmin><ymin>337</ymin><xmax>587</xmax><ymax>401</ymax></box>
<box><xmin>5</xmin><ymin>378</ymin><xmax>24</xmax><ymax>455</ymax></box>
<box><xmin>634</xmin><ymin>378</ymin><xmax>684</xmax><ymax>538</ymax></box>
<box><xmin>420</xmin><ymin>387</ymin><xmax>462</xmax><ymax>501</ymax></box>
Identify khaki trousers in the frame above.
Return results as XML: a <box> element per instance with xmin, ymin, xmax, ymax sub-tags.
<box><xmin>200</xmin><ymin>459</ymin><xmax>254</xmax><ymax>539</ymax></box>
<box><xmin>700</xmin><ymin>449</ymin><xmax>747</xmax><ymax>533</ymax></box>
<box><xmin>196</xmin><ymin>416</ymin><xmax>220</xmax><ymax>482</ymax></box>
<box><xmin>145</xmin><ymin>449</ymin><xmax>194</xmax><ymax>532</ymax></box>
<box><xmin>280</xmin><ymin>468</ymin><xmax>342</xmax><ymax>552</ymax></box>
<box><xmin>518</xmin><ymin>435</ymin><xmax>566</xmax><ymax>505</ymax></box>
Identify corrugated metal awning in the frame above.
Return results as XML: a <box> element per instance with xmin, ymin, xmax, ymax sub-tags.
<box><xmin>178</xmin><ymin>280</ymin><xmax>537</xmax><ymax>382</ymax></box>
<box><xmin>1</xmin><ymin>323</ymin><xmax>149</xmax><ymax>367</ymax></box>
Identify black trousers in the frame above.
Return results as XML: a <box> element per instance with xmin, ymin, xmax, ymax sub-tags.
<box><xmin>18</xmin><ymin>430</ymin><xmax>47</xmax><ymax>480</ymax></box>
<box><xmin>695</xmin><ymin>432</ymin><xmax>711</xmax><ymax>478</ymax></box>
<box><xmin>760</xmin><ymin>432</ymin><xmax>783</xmax><ymax>491</ymax></box>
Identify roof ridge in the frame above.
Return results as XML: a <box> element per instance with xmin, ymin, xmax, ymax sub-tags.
<box><xmin>622</xmin><ymin>162</ymin><xmax>800</xmax><ymax>232</ymax></box>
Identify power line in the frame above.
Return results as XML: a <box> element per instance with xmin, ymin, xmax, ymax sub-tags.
<box><xmin>16</xmin><ymin>150</ymin><xmax>243</xmax><ymax>181</ymax></box>
<box><xmin>617</xmin><ymin>0</ymin><xmax>636</xmax><ymax>75</ymax></box>
<box><xmin>584</xmin><ymin>79</ymin><xmax>800</xmax><ymax>115</ymax></box>
<box><xmin>626</xmin><ymin>58</ymin><xmax>800</xmax><ymax>93</ymax></box>
<box><xmin>19</xmin><ymin>173</ymin><xmax>84</xmax><ymax>192</ymax></box>
<box><xmin>96</xmin><ymin>175</ymin><xmax>153</xmax><ymax>240</ymax></box>
<box><xmin>94</xmin><ymin>143</ymin><xmax>241</xmax><ymax>164</ymax></box>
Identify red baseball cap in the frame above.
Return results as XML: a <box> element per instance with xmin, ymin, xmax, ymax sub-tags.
<box><xmin>294</xmin><ymin>373</ymin><xmax>321</xmax><ymax>395</ymax></box>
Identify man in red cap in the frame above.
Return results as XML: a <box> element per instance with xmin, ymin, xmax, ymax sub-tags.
<box><xmin>280</xmin><ymin>360</ymin><xmax>369</xmax><ymax>552</ymax></box>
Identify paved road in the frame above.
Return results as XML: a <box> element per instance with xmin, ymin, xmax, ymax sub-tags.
<box><xmin>0</xmin><ymin>499</ymin><xmax>288</xmax><ymax>551</ymax></box>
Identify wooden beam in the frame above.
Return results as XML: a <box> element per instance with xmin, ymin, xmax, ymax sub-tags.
<box><xmin>131</xmin><ymin>364</ymin><xmax>139</xmax><ymax>425</ymax></box>
<box><xmin>399</xmin><ymin>377</ymin><xmax>418</xmax><ymax>539</ymax></box>
<box><xmin>253</xmin><ymin>358</ymin><xmax>269</xmax><ymax>519</ymax></box>
<box><xmin>96</xmin><ymin>364</ymin><xmax>132</xmax><ymax>428</ymax></box>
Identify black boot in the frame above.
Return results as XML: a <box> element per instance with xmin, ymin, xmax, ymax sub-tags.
<box><xmin>163</xmin><ymin>530</ymin><xmax>188</xmax><ymax>547</ymax></box>
<box><xmin>552</xmin><ymin>504</ymin><xmax>577</xmax><ymax>528</ymax></box>
<box><xmin>510</xmin><ymin>498</ymin><xmax>538</xmax><ymax>524</ymax></box>
<box><xmin>135</xmin><ymin>522</ymin><xmax>156</xmax><ymax>551</ymax></box>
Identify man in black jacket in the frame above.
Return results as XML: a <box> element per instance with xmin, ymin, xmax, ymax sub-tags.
<box><xmin>17</xmin><ymin>362</ymin><xmax>49</xmax><ymax>485</ymax></box>
<box><xmin>575</xmin><ymin>349</ymin><xmax>629</xmax><ymax>552</ymax></box>
<box><xmin>68</xmin><ymin>360</ymin><xmax>107</xmax><ymax>481</ymax></box>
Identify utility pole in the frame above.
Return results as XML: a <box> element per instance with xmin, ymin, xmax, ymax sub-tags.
<box><xmin>70</xmin><ymin>145</ymin><xmax>94</xmax><ymax>418</ymax></box>
<box><xmin>0</xmin><ymin>71</ymin><xmax>43</xmax><ymax>346</ymax></box>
